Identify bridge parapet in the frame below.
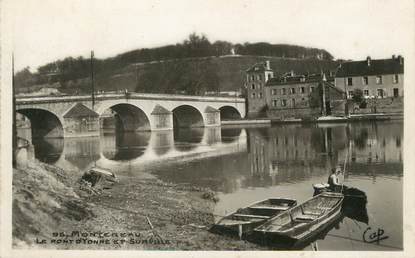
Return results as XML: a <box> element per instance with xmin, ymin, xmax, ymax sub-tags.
<box><xmin>16</xmin><ymin>93</ymin><xmax>245</xmax><ymax>104</ymax></box>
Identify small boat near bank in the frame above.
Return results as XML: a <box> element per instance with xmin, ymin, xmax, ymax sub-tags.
<box><xmin>252</xmin><ymin>192</ymin><xmax>344</xmax><ymax>244</ymax></box>
<box><xmin>210</xmin><ymin>198</ymin><xmax>297</xmax><ymax>236</ymax></box>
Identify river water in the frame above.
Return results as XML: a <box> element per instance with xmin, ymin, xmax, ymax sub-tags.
<box><xmin>27</xmin><ymin>120</ymin><xmax>403</xmax><ymax>251</ymax></box>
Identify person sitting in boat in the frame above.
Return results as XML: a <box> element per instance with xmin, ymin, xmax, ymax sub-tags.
<box><xmin>328</xmin><ymin>168</ymin><xmax>341</xmax><ymax>192</ymax></box>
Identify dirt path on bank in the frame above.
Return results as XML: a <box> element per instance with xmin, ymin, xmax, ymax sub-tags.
<box><xmin>12</xmin><ymin>161</ymin><xmax>265</xmax><ymax>250</ymax></box>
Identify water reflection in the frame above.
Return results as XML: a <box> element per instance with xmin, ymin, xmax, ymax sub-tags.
<box><xmin>32</xmin><ymin>138</ymin><xmax>63</xmax><ymax>164</ymax></box>
<box><xmin>220</xmin><ymin>127</ymin><xmax>242</xmax><ymax>143</ymax></box>
<box><xmin>244</xmin><ymin>121</ymin><xmax>402</xmax><ymax>190</ymax></box>
<box><xmin>63</xmin><ymin>137</ymin><xmax>101</xmax><ymax>171</ymax></box>
<box><xmin>26</xmin><ymin>120</ymin><xmax>403</xmax><ymax>250</ymax></box>
<box><xmin>149</xmin><ymin>130</ymin><xmax>175</xmax><ymax>156</ymax></box>
<box><xmin>31</xmin><ymin>127</ymin><xmax>248</xmax><ymax>173</ymax></box>
<box><xmin>102</xmin><ymin>132</ymin><xmax>151</xmax><ymax>161</ymax></box>
<box><xmin>30</xmin><ymin>121</ymin><xmax>403</xmax><ymax>191</ymax></box>
<box><xmin>173</xmin><ymin>128</ymin><xmax>205</xmax><ymax>151</ymax></box>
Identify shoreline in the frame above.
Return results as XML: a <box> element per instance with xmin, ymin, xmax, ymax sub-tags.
<box><xmin>12</xmin><ymin>160</ymin><xmax>265</xmax><ymax>250</ymax></box>
<box><xmin>223</xmin><ymin>114</ymin><xmax>403</xmax><ymax>126</ymax></box>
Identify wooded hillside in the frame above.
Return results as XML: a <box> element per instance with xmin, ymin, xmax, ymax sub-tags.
<box><xmin>15</xmin><ymin>33</ymin><xmax>338</xmax><ymax>95</ymax></box>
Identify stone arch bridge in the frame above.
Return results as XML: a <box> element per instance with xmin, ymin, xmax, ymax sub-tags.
<box><xmin>16</xmin><ymin>93</ymin><xmax>246</xmax><ymax>138</ymax></box>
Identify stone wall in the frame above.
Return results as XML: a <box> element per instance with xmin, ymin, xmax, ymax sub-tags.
<box><xmin>348</xmin><ymin>97</ymin><xmax>403</xmax><ymax>114</ymax></box>
<box><xmin>64</xmin><ymin>117</ymin><xmax>100</xmax><ymax>137</ymax></box>
<box><xmin>266</xmin><ymin>107</ymin><xmax>321</xmax><ymax>120</ymax></box>
<box><xmin>266</xmin><ymin>98</ymin><xmax>347</xmax><ymax>120</ymax></box>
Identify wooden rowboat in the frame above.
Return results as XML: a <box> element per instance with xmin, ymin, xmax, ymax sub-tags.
<box><xmin>252</xmin><ymin>192</ymin><xmax>344</xmax><ymax>244</ymax></box>
<box><xmin>210</xmin><ymin>198</ymin><xmax>297</xmax><ymax>237</ymax></box>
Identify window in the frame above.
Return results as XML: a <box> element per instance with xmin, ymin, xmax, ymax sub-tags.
<box><xmin>257</xmin><ymin>75</ymin><xmax>262</xmax><ymax>81</ymax></box>
<box><xmin>251</xmin><ymin>84</ymin><xmax>255</xmax><ymax>90</ymax></box>
<box><xmin>267</xmin><ymin>74</ymin><xmax>272</xmax><ymax>80</ymax></box>
<box><xmin>348</xmin><ymin>91</ymin><xmax>354</xmax><ymax>98</ymax></box>
<box><xmin>347</xmin><ymin>77</ymin><xmax>353</xmax><ymax>86</ymax></box>
<box><xmin>271</xmin><ymin>89</ymin><xmax>277</xmax><ymax>95</ymax></box>
<box><xmin>310</xmin><ymin>86</ymin><xmax>315</xmax><ymax>92</ymax></box>
<box><xmin>300</xmin><ymin>87</ymin><xmax>305</xmax><ymax>94</ymax></box>
<box><xmin>377</xmin><ymin>89</ymin><xmax>384</xmax><ymax>98</ymax></box>
<box><xmin>364</xmin><ymin>90</ymin><xmax>369</xmax><ymax>96</ymax></box>
<box><xmin>376</xmin><ymin>76</ymin><xmax>382</xmax><ymax>84</ymax></box>
<box><xmin>393</xmin><ymin>88</ymin><xmax>399</xmax><ymax>97</ymax></box>
<box><xmin>363</xmin><ymin>76</ymin><xmax>368</xmax><ymax>85</ymax></box>
<box><xmin>282</xmin><ymin>88</ymin><xmax>286</xmax><ymax>95</ymax></box>
<box><xmin>290</xmin><ymin>88</ymin><xmax>296</xmax><ymax>94</ymax></box>
<box><xmin>251</xmin><ymin>75</ymin><xmax>255</xmax><ymax>81</ymax></box>
<box><xmin>281</xmin><ymin>99</ymin><xmax>287</xmax><ymax>106</ymax></box>
<box><xmin>393</xmin><ymin>74</ymin><xmax>399</xmax><ymax>84</ymax></box>
<box><xmin>251</xmin><ymin>92</ymin><xmax>256</xmax><ymax>98</ymax></box>
<box><xmin>292</xmin><ymin>98</ymin><xmax>296</xmax><ymax>107</ymax></box>
<box><xmin>272</xmin><ymin>100</ymin><xmax>277</xmax><ymax>107</ymax></box>
<box><xmin>258</xmin><ymin>92</ymin><xmax>263</xmax><ymax>98</ymax></box>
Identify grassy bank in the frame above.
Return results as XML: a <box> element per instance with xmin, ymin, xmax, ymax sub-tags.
<box><xmin>13</xmin><ymin>160</ymin><xmax>264</xmax><ymax>250</ymax></box>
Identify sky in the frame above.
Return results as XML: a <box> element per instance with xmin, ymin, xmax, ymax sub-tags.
<box><xmin>6</xmin><ymin>0</ymin><xmax>414</xmax><ymax>71</ymax></box>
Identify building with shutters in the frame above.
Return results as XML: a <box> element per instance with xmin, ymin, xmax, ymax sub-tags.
<box><xmin>265</xmin><ymin>72</ymin><xmax>344</xmax><ymax>119</ymax></box>
<box><xmin>245</xmin><ymin>61</ymin><xmax>274</xmax><ymax>117</ymax></box>
<box><xmin>335</xmin><ymin>55</ymin><xmax>404</xmax><ymax>99</ymax></box>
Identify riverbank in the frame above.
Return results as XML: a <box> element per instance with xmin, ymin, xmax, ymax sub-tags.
<box><xmin>223</xmin><ymin>113</ymin><xmax>403</xmax><ymax>126</ymax></box>
<box><xmin>12</xmin><ymin>160</ymin><xmax>264</xmax><ymax>250</ymax></box>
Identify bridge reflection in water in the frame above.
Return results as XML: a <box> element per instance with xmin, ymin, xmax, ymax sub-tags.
<box><xmin>25</xmin><ymin>120</ymin><xmax>403</xmax><ymax>250</ymax></box>
<box><xmin>27</xmin><ymin>121</ymin><xmax>403</xmax><ymax>189</ymax></box>
<box><xmin>27</xmin><ymin>126</ymin><xmax>246</xmax><ymax>174</ymax></box>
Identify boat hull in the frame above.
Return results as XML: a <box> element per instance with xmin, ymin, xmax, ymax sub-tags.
<box><xmin>252</xmin><ymin>193</ymin><xmax>344</xmax><ymax>245</ymax></box>
<box><xmin>210</xmin><ymin>198</ymin><xmax>297</xmax><ymax>237</ymax></box>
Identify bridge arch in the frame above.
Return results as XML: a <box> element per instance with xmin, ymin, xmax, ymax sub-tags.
<box><xmin>221</xmin><ymin>127</ymin><xmax>243</xmax><ymax>143</ymax></box>
<box><xmin>16</xmin><ymin>108</ymin><xmax>64</xmax><ymax>139</ymax></box>
<box><xmin>219</xmin><ymin>106</ymin><xmax>242</xmax><ymax>120</ymax></box>
<box><xmin>101</xmin><ymin>131</ymin><xmax>151</xmax><ymax>161</ymax></box>
<box><xmin>100</xmin><ymin>103</ymin><xmax>151</xmax><ymax>132</ymax></box>
<box><xmin>172</xmin><ymin>105</ymin><xmax>204</xmax><ymax>128</ymax></box>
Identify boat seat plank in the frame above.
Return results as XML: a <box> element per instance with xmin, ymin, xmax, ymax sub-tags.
<box><xmin>250</xmin><ymin>205</ymin><xmax>291</xmax><ymax>211</ymax></box>
<box><xmin>219</xmin><ymin>219</ymin><xmax>262</xmax><ymax>225</ymax></box>
<box><xmin>303</xmin><ymin>210</ymin><xmax>323</xmax><ymax>216</ymax></box>
<box><xmin>232</xmin><ymin>214</ymin><xmax>270</xmax><ymax>219</ymax></box>
<box><xmin>295</xmin><ymin>214</ymin><xmax>318</xmax><ymax>221</ymax></box>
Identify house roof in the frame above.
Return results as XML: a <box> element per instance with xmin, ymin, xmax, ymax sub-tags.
<box><xmin>63</xmin><ymin>103</ymin><xmax>99</xmax><ymax>118</ymax></box>
<box><xmin>246</xmin><ymin>62</ymin><xmax>272</xmax><ymax>73</ymax></box>
<box><xmin>266</xmin><ymin>73</ymin><xmax>334</xmax><ymax>87</ymax></box>
<box><xmin>336</xmin><ymin>57</ymin><xmax>404</xmax><ymax>77</ymax></box>
<box><xmin>151</xmin><ymin>105</ymin><xmax>171</xmax><ymax>115</ymax></box>
<box><xmin>204</xmin><ymin>106</ymin><xmax>219</xmax><ymax>113</ymax></box>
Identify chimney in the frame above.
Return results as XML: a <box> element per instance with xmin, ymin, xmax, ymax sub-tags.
<box><xmin>392</xmin><ymin>54</ymin><xmax>396</xmax><ymax>60</ymax></box>
<box><xmin>265</xmin><ymin>60</ymin><xmax>270</xmax><ymax>70</ymax></box>
<box><xmin>366</xmin><ymin>56</ymin><xmax>371</xmax><ymax>66</ymax></box>
<box><xmin>290</xmin><ymin>70</ymin><xmax>294</xmax><ymax>76</ymax></box>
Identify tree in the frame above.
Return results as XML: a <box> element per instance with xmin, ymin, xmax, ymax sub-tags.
<box><xmin>212</xmin><ymin>40</ymin><xmax>233</xmax><ymax>56</ymax></box>
<box><xmin>352</xmin><ymin>89</ymin><xmax>363</xmax><ymax>103</ymax></box>
<box><xmin>352</xmin><ymin>88</ymin><xmax>367</xmax><ymax>108</ymax></box>
<box><xmin>14</xmin><ymin>67</ymin><xmax>34</xmax><ymax>88</ymax></box>
<box><xmin>183</xmin><ymin>33</ymin><xmax>212</xmax><ymax>57</ymax></box>
<box><xmin>309</xmin><ymin>83</ymin><xmax>323</xmax><ymax>108</ymax></box>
